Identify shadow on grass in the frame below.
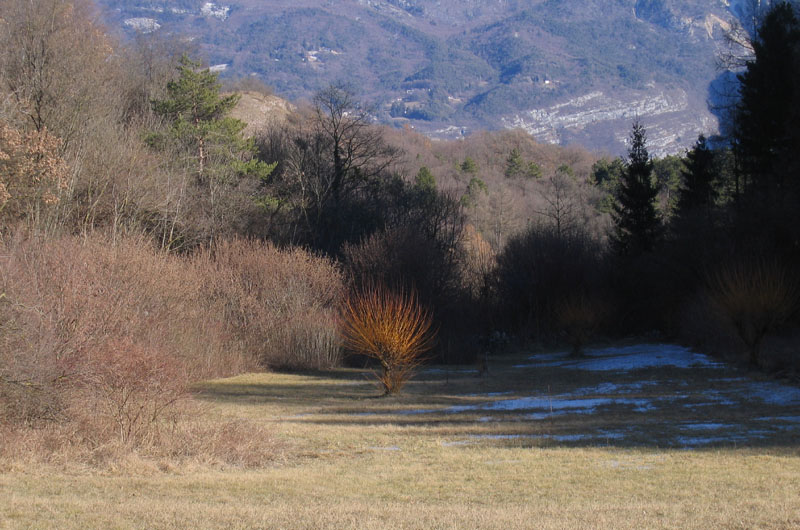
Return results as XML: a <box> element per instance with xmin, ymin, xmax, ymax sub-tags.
<box><xmin>193</xmin><ymin>349</ymin><xmax>800</xmax><ymax>451</ymax></box>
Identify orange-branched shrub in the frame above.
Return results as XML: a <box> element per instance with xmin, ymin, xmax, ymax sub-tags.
<box><xmin>706</xmin><ymin>258</ymin><xmax>799</xmax><ymax>368</ymax></box>
<box><xmin>340</xmin><ymin>285</ymin><xmax>436</xmax><ymax>394</ymax></box>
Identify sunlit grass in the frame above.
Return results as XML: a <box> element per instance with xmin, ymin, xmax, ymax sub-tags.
<box><xmin>3</xmin><ymin>347</ymin><xmax>800</xmax><ymax>529</ymax></box>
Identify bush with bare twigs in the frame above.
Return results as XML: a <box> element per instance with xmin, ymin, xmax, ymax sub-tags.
<box><xmin>193</xmin><ymin>238</ymin><xmax>344</xmax><ymax>370</ymax></box>
<box><xmin>706</xmin><ymin>258</ymin><xmax>799</xmax><ymax>368</ymax></box>
<box><xmin>0</xmin><ymin>232</ymin><xmax>344</xmax><ymax>452</ymax></box>
<box><xmin>555</xmin><ymin>291</ymin><xmax>610</xmax><ymax>357</ymax></box>
<box><xmin>340</xmin><ymin>285</ymin><xmax>437</xmax><ymax>395</ymax></box>
<box><xmin>495</xmin><ymin>224</ymin><xmax>605</xmax><ymax>341</ymax></box>
<box><xmin>0</xmin><ymin>233</ymin><xmax>221</xmax><ymax>440</ymax></box>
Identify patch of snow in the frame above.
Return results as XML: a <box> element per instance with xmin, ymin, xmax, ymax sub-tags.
<box><xmin>472</xmin><ymin>396</ymin><xmax>656</xmax><ymax>413</ymax></box>
<box><xmin>743</xmin><ymin>381</ymin><xmax>800</xmax><ymax>406</ymax></box>
<box><xmin>757</xmin><ymin>416</ymin><xmax>800</xmax><ymax>423</ymax></box>
<box><xmin>527</xmin><ymin>351</ymin><xmax>571</xmax><ymax>362</ymax></box>
<box><xmin>681</xmin><ymin>423</ymin><xmax>733</xmax><ymax>431</ymax></box>
<box><xmin>123</xmin><ymin>18</ymin><xmax>160</xmax><ymax>33</ymax></box>
<box><xmin>440</xmin><ymin>440</ymin><xmax>476</xmax><ymax>447</ymax></box>
<box><xmin>552</xmin><ymin>434</ymin><xmax>593</xmax><ymax>442</ymax></box>
<box><xmin>345</xmin><ymin>342</ymin><xmax>800</xmax><ymax>449</ymax></box>
<box><xmin>396</xmin><ymin>395</ymin><xmax>658</xmax><ymax>416</ymax></box>
<box><xmin>209</xmin><ymin>64</ymin><xmax>228</xmax><ymax>73</ymax></box>
<box><xmin>675</xmin><ymin>435</ymin><xmax>748</xmax><ymax>447</ymax></box>
<box><xmin>201</xmin><ymin>2</ymin><xmax>230</xmax><ymax>20</ymax></box>
<box><xmin>575</xmin><ymin>344</ymin><xmax>724</xmax><ymax>371</ymax></box>
<box><xmin>572</xmin><ymin>381</ymin><xmax>659</xmax><ymax>395</ymax></box>
<box><xmin>683</xmin><ymin>390</ymin><xmax>736</xmax><ymax>407</ymax></box>
<box><xmin>395</xmin><ymin>408</ymin><xmax>437</xmax><ymax>415</ymax></box>
<box><xmin>472</xmin><ymin>434</ymin><xmax>538</xmax><ymax>440</ymax></box>
<box><xmin>369</xmin><ymin>446</ymin><xmax>401</xmax><ymax>451</ymax></box>
<box><xmin>515</xmin><ymin>344</ymin><xmax>723</xmax><ymax>371</ymax></box>
<box><xmin>470</xmin><ymin>431</ymin><xmax>626</xmax><ymax>442</ymax></box>
<box><xmin>597</xmin><ymin>430</ymin><xmax>628</xmax><ymax>440</ymax></box>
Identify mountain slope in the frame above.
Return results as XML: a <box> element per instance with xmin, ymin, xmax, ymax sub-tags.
<box><xmin>97</xmin><ymin>0</ymin><xmax>740</xmax><ymax>155</ymax></box>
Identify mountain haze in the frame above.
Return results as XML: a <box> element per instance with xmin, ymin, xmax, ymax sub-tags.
<box><xmin>97</xmin><ymin>0</ymin><xmax>743</xmax><ymax>155</ymax></box>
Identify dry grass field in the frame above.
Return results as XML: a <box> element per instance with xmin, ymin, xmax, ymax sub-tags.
<box><xmin>2</xmin><ymin>343</ymin><xmax>800</xmax><ymax>529</ymax></box>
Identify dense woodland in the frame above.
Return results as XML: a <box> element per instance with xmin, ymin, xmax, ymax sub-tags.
<box><xmin>2</xmin><ymin>0</ymin><xmax>800</xmax><ymax>451</ymax></box>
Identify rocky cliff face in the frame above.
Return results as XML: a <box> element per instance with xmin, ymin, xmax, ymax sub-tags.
<box><xmin>97</xmin><ymin>0</ymin><xmax>745</xmax><ymax>155</ymax></box>
<box><xmin>500</xmin><ymin>88</ymin><xmax>717</xmax><ymax>157</ymax></box>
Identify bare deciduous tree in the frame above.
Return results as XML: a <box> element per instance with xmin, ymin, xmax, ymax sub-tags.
<box><xmin>0</xmin><ymin>0</ymin><xmax>117</xmax><ymax>148</ymax></box>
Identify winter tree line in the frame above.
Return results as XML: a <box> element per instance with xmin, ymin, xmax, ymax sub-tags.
<box><xmin>1</xmin><ymin>0</ymin><xmax>799</xmax><ymax>441</ymax></box>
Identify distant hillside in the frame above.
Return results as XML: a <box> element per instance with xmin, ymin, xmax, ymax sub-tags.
<box><xmin>96</xmin><ymin>0</ymin><xmax>746</xmax><ymax>155</ymax></box>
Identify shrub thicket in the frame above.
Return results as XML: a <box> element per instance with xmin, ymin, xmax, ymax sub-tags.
<box><xmin>0</xmin><ymin>232</ymin><xmax>343</xmax><ymax>449</ymax></box>
<box><xmin>494</xmin><ymin>224</ymin><xmax>608</xmax><ymax>343</ymax></box>
<box><xmin>193</xmin><ymin>238</ymin><xmax>344</xmax><ymax>370</ymax></box>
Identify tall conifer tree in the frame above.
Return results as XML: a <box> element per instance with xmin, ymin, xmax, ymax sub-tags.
<box><xmin>611</xmin><ymin>121</ymin><xmax>662</xmax><ymax>255</ymax></box>
<box><xmin>735</xmin><ymin>2</ymin><xmax>800</xmax><ymax>194</ymax></box>
<box><xmin>151</xmin><ymin>55</ymin><xmax>272</xmax><ymax>182</ymax></box>
<box><xmin>676</xmin><ymin>135</ymin><xmax>717</xmax><ymax>217</ymax></box>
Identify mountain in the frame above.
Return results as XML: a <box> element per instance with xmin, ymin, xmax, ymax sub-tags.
<box><xmin>95</xmin><ymin>0</ymin><xmax>744</xmax><ymax>156</ymax></box>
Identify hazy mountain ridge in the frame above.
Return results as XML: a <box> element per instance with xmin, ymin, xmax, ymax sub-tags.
<box><xmin>96</xmin><ymin>0</ymin><xmax>744</xmax><ymax>155</ymax></box>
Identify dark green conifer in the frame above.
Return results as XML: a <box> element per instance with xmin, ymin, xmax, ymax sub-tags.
<box><xmin>677</xmin><ymin>135</ymin><xmax>717</xmax><ymax>216</ymax></box>
<box><xmin>611</xmin><ymin>121</ymin><xmax>662</xmax><ymax>255</ymax></box>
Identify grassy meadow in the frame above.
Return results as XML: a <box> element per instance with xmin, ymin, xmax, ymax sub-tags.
<box><xmin>2</xmin><ymin>345</ymin><xmax>799</xmax><ymax>529</ymax></box>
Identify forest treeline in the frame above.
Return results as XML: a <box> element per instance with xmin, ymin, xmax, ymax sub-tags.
<box><xmin>2</xmin><ymin>0</ymin><xmax>800</xmax><ymax>451</ymax></box>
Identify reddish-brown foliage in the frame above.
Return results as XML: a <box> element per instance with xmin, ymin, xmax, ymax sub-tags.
<box><xmin>0</xmin><ymin>232</ymin><xmax>343</xmax><ymax>451</ymax></box>
<box><xmin>0</xmin><ymin>122</ymin><xmax>69</xmax><ymax>224</ymax></box>
<box><xmin>192</xmin><ymin>238</ymin><xmax>344</xmax><ymax>370</ymax></box>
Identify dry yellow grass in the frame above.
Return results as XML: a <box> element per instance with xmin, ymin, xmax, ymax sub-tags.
<box><xmin>2</xmin><ymin>348</ymin><xmax>800</xmax><ymax>529</ymax></box>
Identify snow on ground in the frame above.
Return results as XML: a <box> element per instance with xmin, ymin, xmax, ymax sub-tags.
<box><xmin>681</xmin><ymin>423</ymin><xmax>734</xmax><ymax>431</ymax></box>
<box><xmin>515</xmin><ymin>344</ymin><xmax>724</xmax><ymax>371</ymax></box>
<box><xmin>743</xmin><ymin>381</ymin><xmax>800</xmax><ymax>405</ymax></box>
<box><xmin>416</xmin><ymin>344</ymin><xmax>800</xmax><ymax>448</ymax></box>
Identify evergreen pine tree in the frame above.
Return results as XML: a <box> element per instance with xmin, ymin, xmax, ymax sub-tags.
<box><xmin>735</xmin><ymin>2</ymin><xmax>800</xmax><ymax>193</ymax></box>
<box><xmin>526</xmin><ymin>161</ymin><xmax>542</xmax><ymax>179</ymax></box>
<box><xmin>676</xmin><ymin>135</ymin><xmax>717</xmax><ymax>216</ymax></box>
<box><xmin>148</xmin><ymin>55</ymin><xmax>275</xmax><ymax>246</ymax></box>
<box><xmin>505</xmin><ymin>148</ymin><xmax>525</xmax><ymax>178</ymax></box>
<box><xmin>414</xmin><ymin>166</ymin><xmax>437</xmax><ymax>193</ymax></box>
<box><xmin>461</xmin><ymin>156</ymin><xmax>479</xmax><ymax>174</ymax></box>
<box><xmin>150</xmin><ymin>55</ymin><xmax>272</xmax><ymax>182</ymax></box>
<box><xmin>611</xmin><ymin>121</ymin><xmax>662</xmax><ymax>255</ymax></box>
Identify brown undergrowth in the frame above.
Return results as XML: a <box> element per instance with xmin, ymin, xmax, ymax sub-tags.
<box><xmin>0</xmin><ymin>231</ymin><xmax>339</xmax><ymax>465</ymax></box>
